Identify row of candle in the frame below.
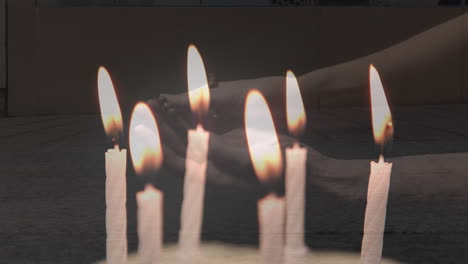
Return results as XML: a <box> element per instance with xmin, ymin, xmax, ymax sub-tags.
<box><xmin>98</xmin><ymin>44</ymin><xmax>394</xmax><ymax>264</ymax></box>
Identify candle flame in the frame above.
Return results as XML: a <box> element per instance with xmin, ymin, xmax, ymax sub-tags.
<box><xmin>286</xmin><ymin>70</ymin><xmax>306</xmax><ymax>137</ymax></box>
<box><xmin>129</xmin><ymin>102</ymin><xmax>163</xmax><ymax>175</ymax></box>
<box><xmin>97</xmin><ymin>66</ymin><xmax>123</xmax><ymax>138</ymax></box>
<box><xmin>370</xmin><ymin>65</ymin><xmax>393</xmax><ymax>146</ymax></box>
<box><xmin>187</xmin><ymin>44</ymin><xmax>210</xmax><ymax>116</ymax></box>
<box><xmin>245</xmin><ymin>90</ymin><xmax>283</xmax><ymax>183</ymax></box>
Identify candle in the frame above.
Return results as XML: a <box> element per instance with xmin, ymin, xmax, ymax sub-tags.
<box><xmin>136</xmin><ymin>185</ymin><xmax>163</xmax><ymax>264</ymax></box>
<box><xmin>258</xmin><ymin>194</ymin><xmax>286</xmax><ymax>264</ymax></box>
<box><xmin>178</xmin><ymin>45</ymin><xmax>211</xmax><ymax>262</ymax></box>
<box><xmin>284</xmin><ymin>70</ymin><xmax>308</xmax><ymax>263</ymax></box>
<box><xmin>245</xmin><ymin>90</ymin><xmax>284</xmax><ymax>264</ymax></box>
<box><xmin>361</xmin><ymin>65</ymin><xmax>394</xmax><ymax>264</ymax></box>
<box><xmin>97</xmin><ymin>66</ymin><xmax>127</xmax><ymax>264</ymax></box>
<box><xmin>129</xmin><ymin>102</ymin><xmax>164</xmax><ymax>264</ymax></box>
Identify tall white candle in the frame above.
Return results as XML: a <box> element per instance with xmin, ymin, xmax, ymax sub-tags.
<box><xmin>98</xmin><ymin>66</ymin><xmax>127</xmax><ymax>264</ymax></box>
<box><xmin>178</xmin><ymin>124</ymin><xmax>209</xmax><ymax>261</ymax></box>
<box><xmin>361</xmin><ymin>65</ymin><xmax>394</xmax><ymax>264</ymax></box>
<box><xmin>105</xmin><ymin>145</ymin><xmax>127</xmax><ymax>264</ymax></box>
<box><xmin>361</xmin><ymin>156</ymin><xmax>392</xmax><ymax>264</ymax></box>
<box><xmin>284</xmin><ymin>70</ymin><xmax>308</xmax><ymax>263</ymax></box>
<box><xmin>178</xmin><ymin>44</ymin><xmax>211</xmax><ymax>263</ymax></box>
<box><xmin>137</xmin><ymin>184</ymin><xmax>163</xmax><ymax>264</ymax></box>
<box><xmin>284</xmin><ymin>144</ymin><xmax>308</xmax><ymax>263</ymax></box>
<box><xmin>129</xmin><ymin>102</ymin><xmax>165</xmax><ymax>264</ymax></box>
<box><xmin>245</xmin><ymin>90</ymin><xmax>284</xmax><ymax>264</ymax></box>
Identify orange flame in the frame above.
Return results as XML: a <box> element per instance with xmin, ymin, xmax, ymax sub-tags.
<box><xmin>286</xmin><ymin>70</ymin><xmax>306</xmax><ymax>138</ymax></box>
<box><xmin>97</xmin><ymin>66</ymin><xmax>123</xmax><ymax>138</ymax></box>
<box><xmin>245</xmin><ymin>90</ymin><xmax>283</xmax><ymax>183</ymax></box>
<box><xmin>370</xmin><ymin>65</ymin><xmax>393</xmax><ymax>146</ymax></box>
<box><xmin>187</xmin><ymin>45</ymin><xmax>210</xmax><ymax>116</ymax></box>
<box><xmin>129</xmin><ymin>102</ymin><xmax>163</xmax><ymax>175</ymax></box>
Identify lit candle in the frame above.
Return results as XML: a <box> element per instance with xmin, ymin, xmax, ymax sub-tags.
<box><xmin>97</xmin><ymin>66</ymin><xmax>127</xmax><ymax>264</ymax></box>
<box><xmin>361</xmin><ymin>65</ymin><xmax>394</xmax><ymax>264</ymax></box>
<box><xmin>178</xmin><ymin>44</ymin><xmax>211</xmax><ymax>262</ymax></box>
<box><xmin>129</xmin><ymin>102</ymin><xmax>164</xmax><ymax>264</ymax></box>
<box><xmin>245</xmin><ymin>90</ymin><xmax>284</xmax><ymax>264</ymax></box>
<box><xmin>284</xmin><ymin>70</ymin><xmax>308</xmax><ymax>264</ymax></box>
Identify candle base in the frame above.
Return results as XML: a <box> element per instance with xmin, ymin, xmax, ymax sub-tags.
<box><xmin>176</xmin><ymin>248</ymin><xmax>201</xmax><ymax>264</ymax></box>
<box><xmin>284</xmin><ymin>245</ymin><xmax>309</xmax><ymax>264</ymax></box>
<box><xmin>97</xmin><ymin>243</ymin><xmax>401</xmax><ymax>264</ymax></box>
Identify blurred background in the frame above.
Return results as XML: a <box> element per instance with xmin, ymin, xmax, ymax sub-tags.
<box><xmin>4</xmin><ymin>0</ymin><xmax>468</xmax><ymax>116</ymax></box>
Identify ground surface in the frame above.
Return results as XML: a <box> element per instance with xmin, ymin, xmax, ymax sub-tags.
<box><xmin>1</xmin><ymin>104</ymin><xmax>468</xmax><ymax>263</ymax></box>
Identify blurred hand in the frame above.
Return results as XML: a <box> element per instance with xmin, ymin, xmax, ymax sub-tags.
<box><xmin>146</xmin><ymin>76</ymin><xmax>330</xmax><ymax>195</ymax></box>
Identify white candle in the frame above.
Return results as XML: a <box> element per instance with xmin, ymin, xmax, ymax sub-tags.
<box><xmin>258</xmin><ymin>194</ymin><xmax>286</xmax><ymax>264</ymax></box>
<box><xmin>178</xmin><ymin>124</ymin><xmax>209</xmax><ymax>261</ymax></box>
<box><xmin>105</xmin><ymin>145</ymin><xmax>127</xmax><ymax>264</ymax></box>
<box><xmin>129</xmin><ymin>102</ymin><xmax>165</xmax><ymax>264</ymax></box>
<box><xmin>361</xmin><ymin>65</ymin><xmax>394</xmax><ymax>264</ymax></box>
<box><xmin>137</xmin><ymin>184</ymin><xmax>163</xmax><ymax>264</ymax></box>
<box><xmin>245</xmin><ymin>90</ymin><xmax>284</xmax><ymax>264</ymax></box>
<box><xmin>284</xmin><ymin>70</ymin><xmax>308</xmax><ymax>263</ymax></box>
<box><xmin>284</xmin><ymin>143</ymin><xmax>308</xmax><ymax>263</ymax></box>
<box><xmin>361</xmin><ymin>156</ymin><xmax>392</xmax><ymax>264</ymax></box>
<box><xmin>98</xmin><ymin>66</ymin><xmax>127</xmax><ymax>264</ymax></box>
<box><xmin>178</xmin><ymin>44</ymin><xmax>211</xmax><ymax>263</ymax></box>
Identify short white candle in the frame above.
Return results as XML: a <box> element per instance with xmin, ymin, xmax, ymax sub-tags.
<box><xmin>258</xmin><ymin>194</ymin><xmax>286</xmax><ymax>264</ymax></box>
<box><xmin>178</xmin><ymin>44</ymin><xmax>211</xmax><ymax>263</ymax></box>
<box><xmin>129</xmin><ymin>102</ymin><xmax>165</xmax><ymax>264</ymax></box>
<box><xmin>98</xmin><ymin>66</ymin><xmax>127</xmax><ymax>264</ymax></box>
<box><xmin>245</xmin><ymin>90</ymin><xmax>285</xmax><ymax>264</ymax></box>
<box><xmin>137</xmin><ymin>184</ymin><xmax>163</xmax><ymax>264</ymax></box>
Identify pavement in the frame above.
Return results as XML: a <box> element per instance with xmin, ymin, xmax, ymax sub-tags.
<box><xmin>1</xmin><ymin>104</ymin><xmax>468</xmax><ymax>263</ymax></box>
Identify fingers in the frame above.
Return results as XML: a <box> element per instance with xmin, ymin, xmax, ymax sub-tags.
<box><xmin>160</xmin><ymin>143</ymin><xmax>186</xmax><ymax>176</ymax></box>
<box><xmin>151</xmin><ymin>97</ymin><xmax>192</xmax><ymax>131</ymax></box>
<box><xmin>147</xmin><ymin>99</ymin><xmax>188</xmax><ymax>156</ymax></box>
<box><xmin>205</xmin><ymin>159</ymin><xmax>258</xmax><ymax>192</ymax></box>
<box><xmin>150</xmin><ymin>93</ymin><xmax>337</xmax><ymax>196</ymax></box>
<box><xmin>208</xmin><ymin>130</ymin><xmax>251</xmax><ymax>167</ymax></box>
<box><xmin>158</xmin><ymin>93</ymin><xmax>189</xmax><ymax>113</ymax></box>
<box><xmin>161</xmin><ymin>140</ymin><xmax>258</xmax><ymax>193</ymax></box>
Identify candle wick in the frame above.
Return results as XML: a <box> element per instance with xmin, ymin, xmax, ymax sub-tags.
<box><xmin>113</xmin><ymin>137</ymin><xmax>119</xmax><ymax>150</ymax></box>
<box><xmin>196</xmin><ymin>123</ymin><xmax>204</xmax><ymax>131</ymax></box>
<box><xmin>293</xmin><ymin>141</ymin><xmax>300</xmax><ymax>148</ymax></box>
<box><xmin>378</xmin><ymin>143</ymin><xmax>385</xmax><ymax>162</ymax></box>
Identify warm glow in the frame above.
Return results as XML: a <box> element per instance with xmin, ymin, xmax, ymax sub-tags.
<box><xmin>187</xmin><ymin>44</ymin><xmax>210</xmax><ymax>116</ymax></box>
<box><xmin>98</xmin><ymin>66</ymin><xmax>123</xmax><ymax>138</ymax></box>
<box><xmin>286</xmin><ymin>70</ymin><xmax>306</xmax><ymax>137</ymax></box>
<box><xmin>129</xmin><ymin>103</ymin><xmax>163</xmax><ymax>175</ymax></box>
<box><xmin>370</xmin><ymin>65</ymin><xmax>393</xmax><ymax>145</ymax></box>
<box><xmin>245</xmin><ymin>90</ymin><xmax>283</xmax><ymax>183</ymax></box>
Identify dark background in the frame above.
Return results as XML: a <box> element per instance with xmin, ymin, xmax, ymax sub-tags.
<box><xmin>7</xmin><ymin>0</ymin><xmax>468</xmax><ymax>116</ymax></box>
